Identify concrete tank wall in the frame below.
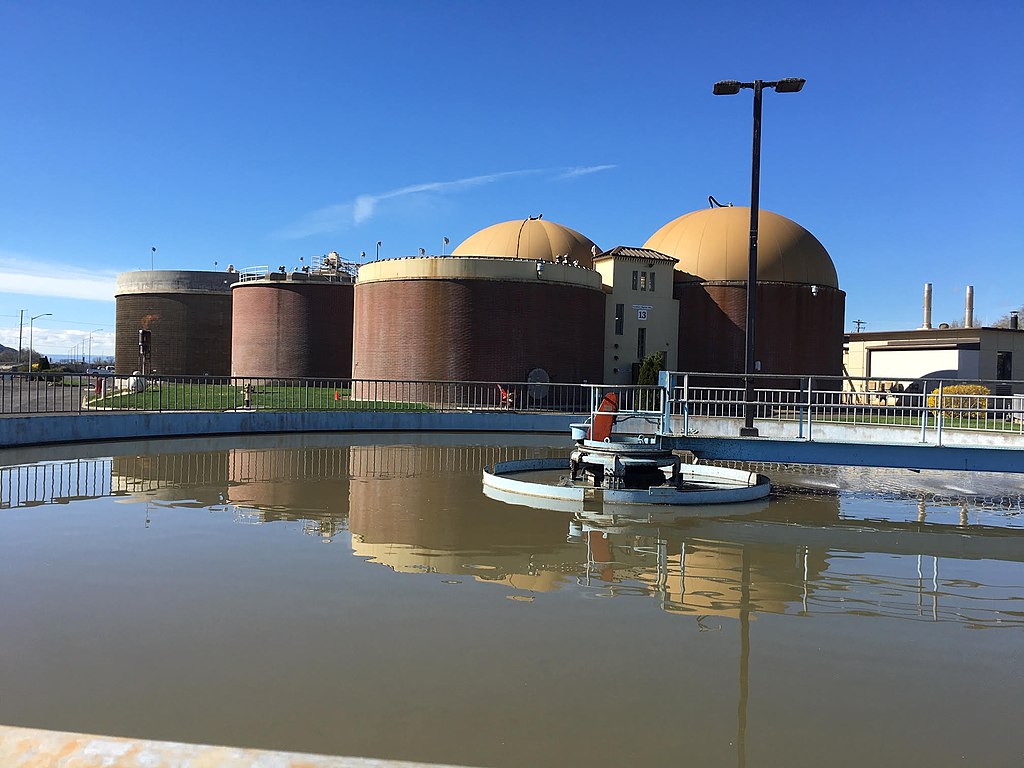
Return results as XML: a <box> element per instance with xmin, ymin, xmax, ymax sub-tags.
<box><xmin>114</xmin><ymin>271</ymin><xmax>236</xmax><ymax>376</ymax></box>
<box><xmin>673</xmin><ymin>281</ymin><xmax>845</xmax><ymax>376</ymax></box>
<box><xmin>352</xmin><ymin>277</ymin><xmax>605</xmax><ymax>385</ymax></box>
<box><xmin>230</xmin><ymin>277</ymin><xmax>354</xmax><ymax>378</ymax></box>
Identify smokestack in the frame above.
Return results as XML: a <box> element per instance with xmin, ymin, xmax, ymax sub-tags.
<box><xmin>922</xmin><ymin>283</ymin><xmax>933</xmax><ymax>329</ymax></box>
<box><xmin>1011</xmin><ymin>311</ymin><xmax>1018</xmax><ymax>331</ymax></box>
<box><xmin>965</xmin><ymin>285</ymin><xmax>974</xmax><ymax>328</ymax></box>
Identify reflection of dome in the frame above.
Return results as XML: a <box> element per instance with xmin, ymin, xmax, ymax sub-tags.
<box><xmin>452</xmin><ymin>218</ymin><xmax>598</xmax><ymax>268</ymax></box>
<box><xmin>643</xmin><ymin>207</ymin><xmax>838</xmax><ymax>288</ymax></box>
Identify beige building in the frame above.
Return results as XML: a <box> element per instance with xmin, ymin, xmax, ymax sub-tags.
<box><xmin>845</xmin><ymin>326</ymin><xmax>1024</xmax><ymax>394</ymax></box>
<box><xmin>593</xmin><ymin>247</ymin><xmax>679</xmax><ymax>384</ymax></box>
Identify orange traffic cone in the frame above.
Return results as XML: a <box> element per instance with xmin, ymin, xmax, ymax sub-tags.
<box><xmin>334</xmin><ymin>390</ymin><xmax>340</xmax><ymax>401</ymax></box>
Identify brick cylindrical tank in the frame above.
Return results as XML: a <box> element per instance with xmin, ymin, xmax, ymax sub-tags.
<box><xmin>230</xmin><ymin>274</ymin><xmax>354</xmax><ymax>379</ymax></box>
<box><xmin>114</xmin><ymin>270</ymin><xmax>237</xmax><ymax>375</ymax></box>
<box><xmin>352</xmin><ymin>257</ymin><xmax>605</xmax><ymax>393</ymax></box>
<box><xmin>352</xmin><ymin>217</ymin><xmax>604</xmax><ymax>402</ymax></box>
<box><xmin>673</xmin><ymin>279</ymin><xmax>845</xmax><ymax>375</ymax></box>
<box><xmin>645</xmin><ymin>206</ymin><xmax>845</xmax><ymax>377</ymax></box>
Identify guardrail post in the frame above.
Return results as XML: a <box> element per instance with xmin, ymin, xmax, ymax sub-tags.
<box><xmin>806</xmin><ymin>376</ymin><xmax>814</xmax><ymax>442</ymax></box>
<box><xmin>798</xmin><ymin>377</ymin><xmax>806</xmax><ymax>439</ymax></box>
<box><xmin>683</xmin><ymin>373</ymin><xmax>690</xmax><ymax>436</ymax></box>
<box><xmin>936</xmin><ymin>381</ymin><xmax>944</xmax><ymax>447</ymax></box>
<box><xmin>919</xmin><ymin>388</ymin><xmax>928</xmax><ymax>443</ymax></box>
<box><xmin>658</xmin><ymin>370</ymin><xmax>674</xmax><ymax>434</ymax></box>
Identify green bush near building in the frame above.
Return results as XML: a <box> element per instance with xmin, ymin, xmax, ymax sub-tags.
<box><xmin>927</xmin><ymin>384</ymin><xmax>990</xmax><ymax>419</ymax></box>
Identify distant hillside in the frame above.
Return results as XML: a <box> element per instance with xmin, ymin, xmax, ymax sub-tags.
<box><xmin>0</xmin><ymin>343</ymin><xmax>19</xmax><ymax>359</ymax></box>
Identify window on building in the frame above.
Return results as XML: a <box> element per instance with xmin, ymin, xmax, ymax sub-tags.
<box><xmin>639</xmin><ymin>272</ymin><xmax>648</xmax><ymax>291</ymax></box>
<box><xmin>637</xmin><ymin>327</ymin><xmax>646</xmax><ymax>360</ymax></box>
<box><xmin>614</xmin><ymin>304</ymin><xmax>624</xmax><ymax>335</ymax></box>
<box><xmin>997</xmin><ymin>351</ymin><xmax>1012</xmax><ymax>380</ymax></box>
<box><xmin>632</xmin><ymin>270</ymin><xmax>638</xmax><ymax>290</ymax></box>
<box><xmin>649</xmin><ymin>270</ymin><xmax>655</xmax><ymax>293</ymax></box>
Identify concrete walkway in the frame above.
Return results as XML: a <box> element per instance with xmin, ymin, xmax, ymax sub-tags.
<box><xmin>0</xmin><ymin>725</ymin><xmax>469</xmax><ymax>768</ymax></box>
<box><xmin>0</xmin><ymin>410</ymin><xmax>580</xmax><ymax>449</ymax></box>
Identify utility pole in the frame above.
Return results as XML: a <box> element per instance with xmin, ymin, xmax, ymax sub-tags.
<box><xmin>853</xmin><ymin>319</ymin><xmax>866</xmax><ymax>333</ymax></box>
<box><xmin>18</xmin><ymin>309</ymin><xmax>24</xmax><ymax>368</ymax></box>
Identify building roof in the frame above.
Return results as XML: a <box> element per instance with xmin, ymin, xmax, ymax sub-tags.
<box><xmin>643</xmin><ymin>206</ymin><xmax>839</xmax><ymax>289</ymax></box>
<box><xmin>451</xmin><ymin>218</ymin><xmax>599</xmax><ymax>268</ymax></box>
<box><xmin>593</xmin><ymin>246</ymin><xmax>677</xmax><ymax>263</ymax></box>
<box><xmin>848</xmin><ymin>325</ymin><xmax>1021</xmax><ymax>342</ymax></box>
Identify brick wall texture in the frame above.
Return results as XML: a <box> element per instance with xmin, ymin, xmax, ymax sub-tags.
<box><xmin>115</xmin><ymin>294</ymin><xmax>232</xmax><ymax>375</ymax></box>
<box><xmin>673</xmin><ymin>281</ymin><xmax>846</xmax><ymax>376</ymax></box>
<box><xmin>352</xmin><ymin>279</ymin><xmax>605</xmax><ymax>384</ymax></box>
<box><xmin>231</xmin><ymin>282</ymin><xmax>354</xmax><ymax>378</ymax></box>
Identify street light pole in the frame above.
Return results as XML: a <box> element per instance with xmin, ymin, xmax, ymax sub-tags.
<box><xmin>713</xmin><ymin>77</ymin><xmax>805</xmax><ymax>437</ymax></box>
<box><xmin>88</xmin><ymin>328</ymin><xmax>103</xmax><ymax>365</ymax></box>
<box><xmin>18</xmin><ymin>309</ymin><xmax>24</xmax><ymax>368</ymax></box>
<box><xmin>28</xmin><ymin>312</ymin><xmax>52</xmax><ymax>371</ymax></box>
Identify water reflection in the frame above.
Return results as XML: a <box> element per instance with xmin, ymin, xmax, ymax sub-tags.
<box><xmin>2</xmin><ymin>435</ymin><xmax>1023</xmax><ymax>767</ymax></box>
<box><xmin>2</xmin><ymin>436</ymin><xmax>1022</xmax><ymax>629</ymax></box>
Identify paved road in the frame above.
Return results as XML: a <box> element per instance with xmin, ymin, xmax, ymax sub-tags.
<box><xmin>0</xmin><ymin>376</ymin><xmax>86</xmax><ymax>415</ymax></box>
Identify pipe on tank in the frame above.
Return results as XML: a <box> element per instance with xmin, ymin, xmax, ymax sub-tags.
<box><xmin>965</xmin><ymin>285</ymin><xmax>974</xmax><ymax>328</ymax></box>
<box><xmin>922</xmin><ymin>283</ymin><xmax>933</xmax><ymax>329</ymax></box>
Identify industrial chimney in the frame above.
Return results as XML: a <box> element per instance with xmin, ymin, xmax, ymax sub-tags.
<box><xmin>922</xmin><ymin>283</ymin><xmax>933</xmax><ymax>329</ymax></box>
<box><xmin>1011</xmin><ymin>311</ymin><xmax>1019</xmax><ymax>331</ymax></box>
<box><xmin>965</xmin><ymin>285</ymin><xmax>974</xmax><ymax>328</ymax></box>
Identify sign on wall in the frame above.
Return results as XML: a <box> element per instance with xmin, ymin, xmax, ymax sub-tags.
<box><xmin>632</xmin><ymin>304</ymin><xmax>652</xmax><ymax>321</ymax></box>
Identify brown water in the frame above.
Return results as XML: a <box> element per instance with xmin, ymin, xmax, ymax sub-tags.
<box><xmin>1</xmin><ymin>433</ymin><xmax>1023</xmax><ymax>767</ymax></box>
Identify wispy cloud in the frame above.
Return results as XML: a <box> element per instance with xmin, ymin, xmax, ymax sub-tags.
<box><xmin>0</xmin><ymin>253</ymin><xmax>117</xmax><ymax>302</ymax></box>
<box><xmin>0</xmin><ymin>326</ymin><xmax>115</xmax><ymax>356</ymax></box>
<box><xmin>278</xmin><ymin>164</ymin><xmax>617</xmax><ymax>239</ymax></box>
<box><xmin>557</xmin><ymin>164</ymin><xmax>617</xmax><ymax>180</ymax></box>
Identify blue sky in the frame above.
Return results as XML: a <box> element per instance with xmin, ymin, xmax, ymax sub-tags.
<box><xmin>1</xmin><ymin>0</ymin><xmax>1021</xmax><ymax>359</ymax></box>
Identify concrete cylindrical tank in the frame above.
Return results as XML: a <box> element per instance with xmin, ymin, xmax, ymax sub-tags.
<box><xmin>645</xmin><ymin>207</ymin><xmax>846</xmax><ymax>377</ymax></box>
<box><xmin>230</xmin><ymin>273</ymin><xmax>354</xmax><ymax>379</ymax></box>
<box><xmin>114</xmin><ymin>270</ymin><xmax>237</xmax><ymax>375</ymax></box>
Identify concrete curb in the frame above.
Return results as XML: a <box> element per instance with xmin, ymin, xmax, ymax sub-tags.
<box><xmin>0</xmin><ymin>410</ymin><xmax>582</xmax><ymax>449</ymax></box>
<box><xmin>0</xmin><ymin>724</ymin><xmax>470</xmax><ymax>767</ymax></box>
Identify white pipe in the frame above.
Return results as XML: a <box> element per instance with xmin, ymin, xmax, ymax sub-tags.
<box><xmin>922</xmin><ymin>283</ymin><xmax>933</xmax><ymax>329</ymax></box>
<box><xmin>965</xmin><ymin>285</ymin><xmax>974</xmax><ymax>328</ymax></box>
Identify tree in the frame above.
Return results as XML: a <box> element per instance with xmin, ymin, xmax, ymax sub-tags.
<box><xmin>636</xmin><ymin>351</ymin><xmax>665</xmax><ymax>386</ymax></box>
<box><xmin>636</xmin><ymin>351</ymin><xmax>665</xmax><ymax>411</ymax></box>
<box><xmin>992</xmin><ymin>304</ymin><xmax>1024</xmax><ymax>329</ymax></box>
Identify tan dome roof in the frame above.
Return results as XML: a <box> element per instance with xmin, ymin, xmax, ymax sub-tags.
<box><xmin>643</xmin><ymin>207</ymin><xmax>838</xmax><ymax>288</ymax></box>
<box><xmin>452</xmin><ymin>218</ymin><xmax>598</xmax><ymax>268</ymax></box>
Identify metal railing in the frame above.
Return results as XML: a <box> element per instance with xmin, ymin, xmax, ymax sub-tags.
<box><xmin>5</xmin><ymin>369</ymin><xmax>1023</xmax><ymax>445</ymax></box>
<box><xmin>0</xmin><ymin>372</ymin><xmax>595</xmax><ymax>416</ymax></box>
<box><xmin>664</xmin><ymin>371</ymin><xmax>1024</xmax><ymax>442</ymax></box>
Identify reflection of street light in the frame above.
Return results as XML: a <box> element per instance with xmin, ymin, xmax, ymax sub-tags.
<box><xmin>28</xmin><ymin>313</ymin><xmax>51</xmax><ymax>371</ymax></box>
<box><xmin>714</xmin><ymin>77</ymin><xmax>805</xmax><ymax>437</ymax></box>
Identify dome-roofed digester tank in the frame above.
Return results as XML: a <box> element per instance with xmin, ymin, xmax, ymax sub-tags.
<box><xmin>114</xmin><ymin>270</ymin><xmax>237</xmax><ymax>375</ymax></box>
<box><xmin>644</xmin><ymin>206</ymin><xmax>845</xmax><ymax>376</ymax></box>
<box><xmin>351</xmin><ymin>218</ymin><xmax>605</xmax><ymax>401</ymax></box>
